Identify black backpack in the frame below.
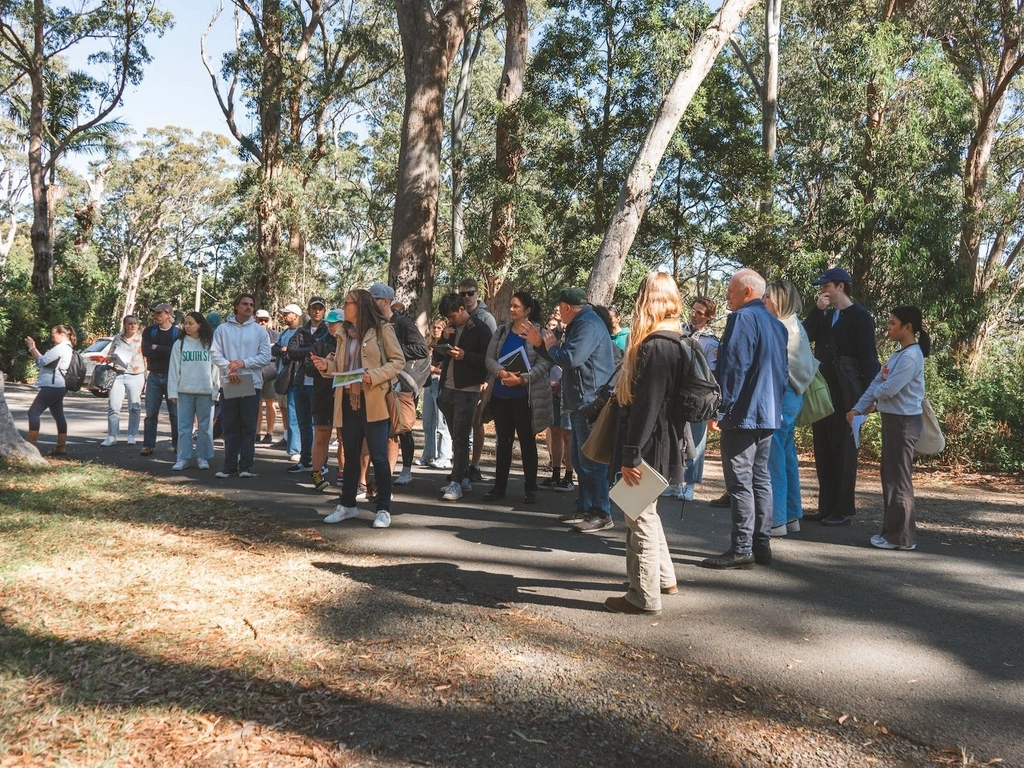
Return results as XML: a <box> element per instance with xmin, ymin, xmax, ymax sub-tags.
<box><xmin>63</xmin><ymin>350</ymin><xmax>87</xmax><ymax>392</ymax></box>
<box><xmin>667</xmin><ymin>334</ymin><xmax>721</xmax><ymax>425</ymax></box>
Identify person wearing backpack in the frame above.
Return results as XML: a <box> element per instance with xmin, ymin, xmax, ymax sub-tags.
<box><xmin>140</xmin><ymin>303</ymin><xmax>180</xmax><ymax>457</ymax></box>
<box><xmin>701</xmin><ymin>270</ymin><xmax>788</xmax><ymax>570</ymax></box>
<box><xmin>24</xmin><ymin>325</ymin><xmax>76</xmax><ymax>455</ymax></box>
<box><xmin>602</xmin><ymin>272</ymin><xmax>687</xmax><ymax>615</ymax></box>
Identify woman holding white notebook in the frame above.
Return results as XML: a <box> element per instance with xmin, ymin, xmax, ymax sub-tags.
<box><xmin>604</xmin><ymin>272</ymin><xmax>688</xmax><ymax>616</ymax></box>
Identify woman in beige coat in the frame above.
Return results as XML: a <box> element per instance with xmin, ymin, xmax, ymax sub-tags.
<box><xmin>313</xmin><ymin>289</ymin><xmax>405</xmax><ymax>529</ymax></box>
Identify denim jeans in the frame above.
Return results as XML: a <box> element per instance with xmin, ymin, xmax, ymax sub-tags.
<box><xmin>684</xmin><ymin>420</ymin><xmax>708</xmax><ymax>485</ymax></box>
<box><xmin>219</xmin><ymin>392</ymin><xmax>259</xmax><ymax>473</ymax></box>
<box><xmin>144</xmin><ymin>373</ymin><xmax>178</xmax><ymax>449</ymax></box>
<box><xmin>285</xmin><ymin>385</ymin><xmax>302</xmax><ymax>456</ymax></box>
<box><xmin>769</xmin><ymin>385</ymin><xmax>804</xmax><ymax>526</ymax></box>
<box><xmin>437</xmin><ymin>387</ymin><xmax>479</xmax><ymax>483</ymax></box>
<box><xmin>720</xmin><ymin>428</ymin><xmax>774</xmax><ymax>553</ymax></box>
<box><xmin>107</xmin><ymin>372</ymin><xmax>144</xmax><ymax>438</ymax></box>
<box><xmin>292</xmin><ymin>383</ymin><xmax>314</xmax><ymax>464</ymax></box>
<box><xmin>420</xmin><ymin>376</ymin><xmax>452</xmax><ymax>463</ymax></box>
<box><xmin>340</xmin><ymin>398</ymin><xmax>392</xmax><ymax>511</ymax></box>
<box><xmin>569</xmin><ymin>409</ymin><xmax>610</xmax><ymax>518</ymax></box>
<box><xmin>176</xmin><ymin>392</ymin><xmax>215</xmax><ymax>463</ymax></box>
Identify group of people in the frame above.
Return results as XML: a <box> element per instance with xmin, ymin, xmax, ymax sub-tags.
<box><xmin>23</xmin><ymin>265</ymin><xmax>931</xmax><ymax>616</ymax></box>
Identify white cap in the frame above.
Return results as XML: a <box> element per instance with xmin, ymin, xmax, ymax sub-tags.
<box><xmin>280</xmin><ymin>303</ymin><xmax>303</xmax><ymax>316</ymax></box>
<box><xmin>255</xmin><ymin>309</ymin><xmax>271</xmax><ymax>319</ymax></box>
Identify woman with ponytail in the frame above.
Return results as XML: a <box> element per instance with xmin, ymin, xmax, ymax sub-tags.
<box><xmin>25</xmin><ymin>325</ymin><xmax>77</xmax><ymax>455</ymax></box>
<box><xmin>847</xmin><ymin>306</ymin><xmax>930</xmax><ymax>551</ymax></box>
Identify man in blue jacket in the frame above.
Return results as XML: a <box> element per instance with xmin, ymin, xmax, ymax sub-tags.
<box><xmin>525</xmin><ymin>287</ymin><xmax>616</xmax><ymax>533</ymax></box>
<box><xmin>701</xmin><ymin>270</ymin><xmax>789</xmax><ymax>569</ymax></box>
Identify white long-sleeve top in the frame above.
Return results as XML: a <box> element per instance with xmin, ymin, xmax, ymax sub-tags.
<box><xmin>780</xmin><ymin>313</ymin><xmax>818</xmax><ymax>394</ymax></box>
<box><xmin>853</xmin><ymin>344</ymin><xmax>925</xmax><ymax>416</ymax></box>
<box><xmin>169</xmin><ymin>336</ymin><xmax>220</xmax><ymax>398</ymax></box>
<box><xmin>36</xmin><ymin>341</ymin><xmax>73</xmax><ymax>388</ymax></box>
<box><xmin>210</xmin><ymin>315</ymin><xmax>272</xmax><ymax>390</ymax></box>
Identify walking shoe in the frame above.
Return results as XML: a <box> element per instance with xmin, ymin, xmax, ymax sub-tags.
<box><xmin>100</xmin><ymin>436</ymin><xmax>116</xmax><ymax>447</ymax></box>
<box><xmin>467</xmin><ymin>464</ymin><xmax>483</xmax><ymax>482</ymax></box>
<box><xmin>260</xmin><ymin>434</ymin><xmax>273</xmax><ymax>444</ymax></box>
<box><xmin>870</xmin><ymin>534</ymin><xmax>916</xmax><ymax>551</ymax></box>
<box><xmin>289</xmin><ymin>453</ymin><xmax>302</xmax><ymax>463</ymax></box>
<box><xmin>660</xmin><ymin>483</ymin><xmax>682</xmax><ymax>498</ymax></box>
<box><xmin>461</xmin><ymin>478</ymin><xmax>472</xmax><ymax>492</ymax></box>
<box><xmin>786</xmin><ymin>519</ymin><xmax>801</xmax><ymax>533</ymax></box>
<box><xmin>540</xmin><ymin>476</ymin><xmax>559</xmax><ymax>489</ymax></box>
<box><xmin>753</xmin><ymin>544</ymin><xmax>772</xmax><ymax>565</ymax></box>
<box><xmin>312</xmin><ymin>470</ymin><xmax>331</xmax><ymax>492</ymax></box>
<box><xmin>558</xmin><ymin>510</ymin><xmax>587</xmax><ymax>525</ymax></box>
<box><xmin>197</xmin><ymin>459</ymin><xmax>210</xmax><ymax>470</ymax></box>
<box><xmin>822</xmin><ymin>515</ymin><xmax>852</xmax><ymax>526</ymax></box>
<box><xmin>700</xmin><ymin>550</ymin><xmax>755</xmax><ymax>569</ymax></box>
<box><xmin>553</xmin><ymin>477</ymin><xmax>575</xmax><ymax>493</ymax></box>
<box><xmin>770</xmin><ymin>524</ymin><xmax>787</xmax><ymax>537</ymax></box>
<box><xmin>214</xmin><ymin>470</ymin><xmax>234</xmax><ymax>479</ymax></box>
<box><xmin>575</xmin><ymin>514</ymin><xmax>613</xmax><ymax>533</ymax></box>
<box><xmin>328</xmin><ymin>439</ymin><xmax>339</xmax><ymax>451</ymax></box>
<box><xmin>172</xmin><ymin>460</ymin><xmax>187</xmax><ymax>471</ymax></box>
<box><xmin>126</xmin><ymin>435</ymin><xmax>137</xmax><ymax>445</ymax></box>
<box><xmin>140</xmin><ymin>447</ymin><xmax>153</xmax><ymax>456</ymax></box>
<box><xmin>287</xmin><ymin>462</ymin><xmax>312</xmax><ymax>473</ymax></box>
<box><xmin>355</xmin><ymin>485</ymin><xmax>370</xmax><ymax>502</ymax></box>
<box><xmin>603</xmin><ymin>596</ymin><xmax>661</xmax><ymax>616</ymax></box>
<box><xmin>372</xmin><ymin>510</ymin><xmax>392</xmax><ymax>529</ymax></box>
<box><xmin>238</xmin><ymin>470</ymin><xmax>255</xmax><ymax>478</ymax></box>
<box><xmin>429</xmin><ymin>458</ymin><xmax>452</xmax><ymax>470</ymax></box>
<box><xmin>662</xmin><ymin>584</ymin><xmax>679</xmax><ymax>595</ymax></box>
<box><xmin>523</xmin><ymin>491</ymin><xmax>539</xmax><ymax>504</ymax></box>
<box><xmin>412</xmin><ymin>457</ymin><xmax>425</xmax><ymax>466</ymax></box>
<box><xmin>441</xmin><ymin>481</ymin><xmax>463</xmax><ymax>501</ymax></box>
<box><xmin>483</xmin><ymin>488</ymin><xmax>506</xmax><ymax>501</ymax></box>
<box><xmin>682</xmin><ymin>483</ymin><xmax>695</xmax><ymax>501</ymax></box>
<box><xmin>709</xmin><ymin>492</ymin><xmax>731</xmax><ymax>508</ymax></box>
<box><xmin>394</xmin><ymin>467</ymin><xmax>413</xmax><ymax>486</ymax></box>
<box><xmin>324</xmin><ymin>505</ymin><xmax>359</xmax><ymax>524</ymax></box>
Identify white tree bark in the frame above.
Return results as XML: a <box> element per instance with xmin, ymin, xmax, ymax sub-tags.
<box><xmin>0</xmin><ymin>374</ymin><xmax>47</xmax><ymax>464</ymax></box>
<box><xmin>586</xmin><ymin>0</ymin><xmax>759</xmax><ymax>303</ymax></box>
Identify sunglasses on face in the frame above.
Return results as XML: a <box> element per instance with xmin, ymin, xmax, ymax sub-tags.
<box><xmin>459</xmin><ymin>290</ymin><xmax>476</xmax><ymax>297</ymax></box>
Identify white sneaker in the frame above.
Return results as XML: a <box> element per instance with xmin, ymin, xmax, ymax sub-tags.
<box><xmin>354</xmin><ymin>486</ymin><xmax>370</xmax><ymax>502</ymax></box>
<box><xmin>771</xmin><ymin>524</ymin><xmax>787</xmax><ymax>537</ymax></box>
<box><xmin>682</xmin><ymin>483</ymin><xmax>695</xmax><ymax>501</ymax></box>
<box><xmin>412</xmin><ymin>457</ymin><xmax>425</xmax><ymax>466</ymax></box>
<box><xmin>328</xmin><ymin>440</ymin><xmax>339</xmax><ymax>450</ymax></box>
<box><xmin>289</xmin><ymin>453</ymin><xmax>302</xmax><ymax>463</ymax></box>
<box><xmin>197</xmin><ymin>459</ymin><xmax>210</xmax><ymax>470</ymax></box>
<box><xmin>100</xmin><ymin>436</ymin><xmax>116</xmax><ymax>447</ymax></box>
<box><xmin>430</xmin><ymin>458</ymin><xmax>452</xmax><ymax>470</ymax></box>
<box><xmin>172</xmin><ymin>461</ymin><xmax>187</xmax><ymax>471</ymax></box>
<box><xmin>786</xmin><ymin>519</ymin><xmax>800</xmax><ymax>533</ymax></box>
<box><xmin>394</xmin><ymin>468</ymin><xmax>413</xmax><ymax>486</ymax></box>
<box><xmin>660</xmin><ymin>483</ymin><xmax>681</xmax><ymax>498</ymax></box>
<box><xmin>238</xmin><ymin>470</ymin><xmax>255</xmax><ymax>478</ymax></box>
<box><xmin>215</xmin><ymin>470</ymin><xmax>233</xmax><ymax>479</ymax></box>
<box><xmin>324</xmin><ymin>505</ymin><xmax>359</xmax><ymax>524</ymax></box>
<box><xmin>372</xmin><ymin>510</ymin><xmax>392</xmax><ymax>528</ymax></box>
<box><xmin>441</xmin><ymin>481</ymin><xmax>463</xmax><ymax>501</ymax></box>
<box><xmin>126</xmin><ymin>436</ymin><xmax>137</xmax><ymax>446</ymax></box>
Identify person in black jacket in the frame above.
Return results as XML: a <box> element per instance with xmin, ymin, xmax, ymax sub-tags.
<box><xmin>285</xmin><ymin>296</ymin><xmax>331</xmax><ymax>472</ymax></box>
<box><xmin>604</xmin><ymin>272</ymin><xmax>686</xmax><ymax>616</ymax></box>
<box><xmin>435</xmin><ymin>292</ymin><xmax>493</xmax><ymax>501</ymax></box>
<box><xmin>140</xmin><ymin>302</ymin><xmax>180</xmax><ymax>456</ymax></box>
<box><xmin>802</xmin><ymin>268</ymin><xmax>880</xmax><ymax>526</ymax></box>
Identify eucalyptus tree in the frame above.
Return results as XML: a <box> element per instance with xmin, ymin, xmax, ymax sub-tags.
<box><xmin>0</xmin><ymin>0</ymin><xmax>171</xmax><ymax>293</ymax></box>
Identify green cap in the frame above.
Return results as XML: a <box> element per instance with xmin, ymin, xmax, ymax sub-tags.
<box><xmin>555</xmin><ymin>287</ymin><xmax>588</xmax><ymax>306</ymax></box>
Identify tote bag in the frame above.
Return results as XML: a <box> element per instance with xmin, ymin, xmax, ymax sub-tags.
<box><xmin>796</xmin><ymin>369</ymin><xmax>834</xmax><ymax>427</ymax></box>
<box><xmin>915</xmin><ymin>397</ymin><xmax>945</xmax><ymax>456</ymax></box>
<box><xmin>581</xmin><ymin>398</ymin><xmax>618</xmax><ymax>465</ymax></box>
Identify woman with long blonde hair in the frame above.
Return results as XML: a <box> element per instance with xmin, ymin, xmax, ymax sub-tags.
<box><xmin>605</xmin><ymin>272</ymin><xmax>687</xmax><ymax>616</ymax></box>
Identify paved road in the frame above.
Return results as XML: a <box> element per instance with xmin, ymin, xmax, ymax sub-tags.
<box><xmin>8</xmin><ymin>384</ymin><xmax>1024</xmax><ymax>764</ymax></box>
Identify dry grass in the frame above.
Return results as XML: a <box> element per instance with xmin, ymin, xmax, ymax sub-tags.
<box><xmin>0</xmin><ymin>460</ymin><xmax>1009</xmax><ymax>767</ymax></box>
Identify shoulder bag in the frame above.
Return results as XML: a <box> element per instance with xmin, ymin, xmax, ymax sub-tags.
<box><xmin>581</xmin><ymin>397</ymin><xmax>618</xmax><ymax>465</ymax></box>
<box><xmin>796</xmin><ymin>369</ymin><xmax>834</xmax><ymax>427</ymax></box>
<box><xmin>376</xmin><ymin>329</ymin><xmax>413</xmax><ymax>436</ymax></box>
<box><xmin>915</xmin><ymin>397</ymin><xmax>945</xmax><ymax>456</ymax></box>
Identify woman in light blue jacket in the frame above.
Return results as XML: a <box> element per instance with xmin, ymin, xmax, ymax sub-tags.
<box><xmin>25</xmin><ymin>325</ymin><xmax>76</xmax><ymax>455</ymax></box>
<box><xmin>169</xmin><ymin>312</ymin><xmax>220</xmax><ymax>470</ymax></box>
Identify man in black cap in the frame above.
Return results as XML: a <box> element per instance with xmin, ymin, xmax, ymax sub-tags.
<box><xmin>283</xmin><ymin>296</ymin><xmax>330</xmax><ymax>473</ymax></box>
<box><xmin>140</xmin><ymin>302</ymin><xmax>180</xmax><ymax>456</ymax></box>
<box><xmin>803</xmin><ymin>267</ymin><xmax>880</xmax><ymax>525</ymax></box>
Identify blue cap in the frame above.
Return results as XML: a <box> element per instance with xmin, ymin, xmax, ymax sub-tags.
<box><xmin>325</xmin><ymin>308</ymin><xmax>344</xmax><ymax>323</ymax></box>
<box><xmin>813</xmin><ymin>267</ymin><xmax>852</xmax><ymax>286</ymax></box>
<box><xmin>369</xmin><ymin>283</ymin><xmax>396</xmax><ymax>301</ymax></box>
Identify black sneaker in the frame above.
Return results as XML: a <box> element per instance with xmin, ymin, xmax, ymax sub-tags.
<box><xmin>312</xmin><ymin>470</ymin><xmax>331</xmax><ymax>493</ymax></box>
<box><xmin>575</xmin><ymin>514</ymin><xmax>613</xmax><ymax>533</ymax></box>
<box><xmin>553</xmin><ymin>478</ymin><xmax>575</xmax><ymax>493</ymax></box>
<box><xmin>483</xmin><ymin>488</ymin><xmax>506</xmax><ymax>501</ymax></box>
<box><xmin>540</xmin><ymin>476</ymin><xmax>559</xmax><ymax>489</ymax></box>
<box><xmin>709</xmin><ymin>492</ymin><xmax>732</xmax><ymax>508</ymax></box>
<box><xmin>467</xmin><ymin>465</ymin><xmax>483</xmax><ymax>482</ymax></box>
<box><xmin>260</xmin><ymin>434</ymin><xmax>273</xmax><ymax>444</ymax></box>
<box><xmin>287</xmin><ymin>462</ymin><xmax>312</xmax><ymax>473</ymax></box>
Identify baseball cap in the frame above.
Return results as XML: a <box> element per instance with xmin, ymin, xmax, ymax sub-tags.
<box><xmin>151</xmin><ymin>303</ymin><xmax>173</xmax><ymax>313</ymax></box>
<box><xmin>307</xmin><ymin>296</ymin><xmax>327</xmax><ymax>308</ymax></box>
<box><xmin>369</xmin><ymin>283</ymin><xmax>396</xmax><ymax>301</ymax></box>
<box><xmin>280</xmin><ymin>303</ymin><xmax>303</xmax><ymax>316</ymax></box>
<box><xmin>325</xmin><ymin>308</ymin><xmax>345</xmax><ymax>323</ymax></box>
<box><xmin>555</xmin><ymin>287</ymin><xmax>588</xmax><ymax>306</ymax></box>
<box><xmin>255</xmin><ymin>309</ymin><xmax>271</xmax><ymax>319</ymax></box>
<box><xmin>813</xmin><ymin>267</ymin><xmax>852</xmax><ymax>286</ymax></box>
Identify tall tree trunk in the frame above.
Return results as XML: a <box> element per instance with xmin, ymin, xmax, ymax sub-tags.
<box><xmin>28</xmin><ymin>0</ymin><xmax>51</xmax><ymax>293</ymax></box>
<box><xmin>391</xmin><ymin>0</ymin><xmax>480</xmax><ymax>333</ymax></box>
<box><xmin>759</xmin><ymin>0</ymin><xmax>779</xmax><ymax>217</ymax></box>
<box><xmin>0</xmin><ymin>374</ymin><xmax>47</xmax><ymax>464</ymax></box>
<box><xmin>256</xmin><ymin>0</ymin><xmax>285</xmax><ymax>308</ymax></box>
<box><xmin>451</xmin><ymin>26</ymin><xmax>484</xmax><ymax>265</ymax></box>
<box><xmin>587</xmin><ymin>0</ymin><xmax>758</xmax><ymax>303</ymax></box>
<box><xmin>486</xmin><ymin>0</ymin><xmax>528</xmax><ymax>324</ymax></box>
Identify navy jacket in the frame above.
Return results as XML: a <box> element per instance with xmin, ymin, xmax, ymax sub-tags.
<box><xmin>537</xmin><ymin>305</ymin><xmax>616</xmax><ymax>411</ymax></box>
<box><xmin>715</xmin><ymin>299</ymin><xmax>789</xmax><ymax>430</ymax></box>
